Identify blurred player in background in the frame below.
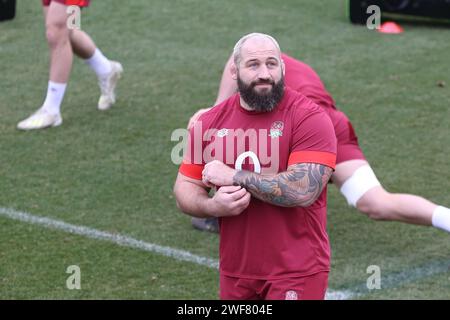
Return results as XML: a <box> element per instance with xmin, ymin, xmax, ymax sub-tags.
<box><xmin>17</xmin><ymin>0</ymin><xmax>123</xmax><ymax>130</ymax></box>
<box><xmin>188</xmin><ymin>51</ymin><xmax>450</xmax><ymax>235</ymax></box>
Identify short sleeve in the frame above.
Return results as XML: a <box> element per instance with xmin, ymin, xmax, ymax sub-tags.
<box><xmin>178</xmin><ymin>119</ymin><xmax>207</xmax><ymax>180</ymax></box>
<box><xmin>288</xmin><ymin>104</ymin><xmax>337</xmax><ymax>169</ymax></box>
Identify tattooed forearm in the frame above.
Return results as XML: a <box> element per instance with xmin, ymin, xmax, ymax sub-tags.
<box><xmin>233</xmin><ymin>163</ymin><xmax>333</xmax><ymax>207</ymax></box>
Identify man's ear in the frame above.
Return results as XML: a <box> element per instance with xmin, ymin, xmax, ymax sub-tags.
<box><xmin>230</xmin><ymin>63</ymin><xmax>238</xmax><ymax>80</ymax></box>
<box><xmin>281</xmin><ymin>59</ymin><xmax>286</xmax><ymax>77</ymax></box>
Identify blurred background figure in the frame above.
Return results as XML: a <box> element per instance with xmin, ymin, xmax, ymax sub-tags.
<box><xmin>17</xmin><ymin>0</ymin><xmax>123</xmax><ymax>130</ymax></box>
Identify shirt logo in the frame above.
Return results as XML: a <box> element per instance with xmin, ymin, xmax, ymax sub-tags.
<box><xmin>217</xmin><ymin>128</ymin><xmax>229</xmax><ymax>138</ymax></box>
<box><xmin>269</xmin><ymin>121</ymin><xmax>284</xmax><ymax>138</ymax></box>
<box><xmin>285</xmin><ymin>290</ymin><xmax>298</xmax><ymax>300</ymax></box>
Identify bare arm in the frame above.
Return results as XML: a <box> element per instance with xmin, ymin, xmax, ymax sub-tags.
<box><xmin>173</xmin><ymin>173</ymin><xmax>214</xmax><ymax>218</ymax></box>
<box><xmin>214</xmin><ymin>53</ymin><xmax>238</xmax><ymax>105</ymax></box>
<box><xmin>232</xmin><ymin>163</ymin><xmax>333</xmax><ymax>207</ymax></box>
<box><xmin>174</xmin><ymin>173</ymin><xmax>251</xmax><ymax>218</ymax></box>
<box><xmin>202</xmin><ymin>160</ymin><xmax>334</xmax><ymax>208</ymax></box>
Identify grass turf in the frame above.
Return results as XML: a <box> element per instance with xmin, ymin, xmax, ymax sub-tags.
<box><xmin>0</xmin><ymin>0</ymin><xmax>449</xmax><ymax>299</ymax></box>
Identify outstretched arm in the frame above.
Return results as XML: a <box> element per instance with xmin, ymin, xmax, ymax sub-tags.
<box><xmin>202</xmin><ymin>161</ymin><xmax>333</xmax><ymax>208</ymax></box>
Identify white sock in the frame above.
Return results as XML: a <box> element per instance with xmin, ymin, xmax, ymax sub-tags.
<box><xmin>42</xmin><ymin>81</ymin><xmax>67</xmax><ymax>115</ymax></box>
<box><xmin>85</xmin><ymin>48</ymin><xmax>112</xmax><ymax>78</ymax></box>
<box><xmin>431</xmin><ymin>206</ymin><xmax>450</xmax><ymax>233</ymax></box>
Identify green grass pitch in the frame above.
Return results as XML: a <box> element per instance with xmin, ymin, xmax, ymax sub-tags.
<box><xmin>0</xmin><ymin>0</ymin><xmax>449</xmax><ymax>299</ymax></box>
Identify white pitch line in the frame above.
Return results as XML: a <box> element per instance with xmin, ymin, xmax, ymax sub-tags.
<box><xmin>325</xmin><ymin>290</ymin><xmax>355</xmax><ymax>300</ymax></box>
<box><xmin>0</xmin><ymin>207</ymin><xmax>219</xmax><ymax>269</ymax></box>
<box><xmin>0</xmin><ymin>206</ymin><xmax>356</xmax><ymax>300</ymax></box>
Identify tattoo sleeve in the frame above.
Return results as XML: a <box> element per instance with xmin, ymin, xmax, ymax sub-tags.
<box><xmin>233</xmin><ymin>163</ymin><xmax>333</xmax><ymax>207</ymax></box>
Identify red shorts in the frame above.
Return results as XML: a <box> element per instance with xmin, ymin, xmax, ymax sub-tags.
<box><xmin>327</xmin><ymin>109</ymin><xmax>366</xmax><ymax>164</ymax></box>
<box><xmin>220</xmin><ymin>272</ymin><xmax>329</xmax><ymax>300</ymax></box>
<box><xmin>42</xmin><ymin>0</ymin><xmax>90</xmax><ymax>7</ymax></box>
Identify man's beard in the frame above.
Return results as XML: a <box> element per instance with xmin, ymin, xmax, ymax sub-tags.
<box><xmin>237</xmin><ymin>76</ymin><xmax>285</xmax><ymax>112</ymax></box>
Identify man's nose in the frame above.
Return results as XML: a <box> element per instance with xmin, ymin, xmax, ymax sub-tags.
<box><xmin>257</xmin><ymin>65</ymin><xmax>271</xmax><ymax>80</ymax></box>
